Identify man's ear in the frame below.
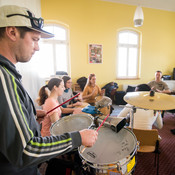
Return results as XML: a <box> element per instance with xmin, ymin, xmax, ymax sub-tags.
<box><xmin>5</xmin><ymin>27</ymin><xmax>19</xmax><ymax>41</ymax></box>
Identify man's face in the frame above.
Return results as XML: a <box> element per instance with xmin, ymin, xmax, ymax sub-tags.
<box><xmin>155</xmin><ymin>72</ymin><xmax>162</xmax><ymax>81</ymax></box>
<box><xmin>15</xmin><ymin>30</ymin><xmax>41</xmax><ymax>63</ymax></box>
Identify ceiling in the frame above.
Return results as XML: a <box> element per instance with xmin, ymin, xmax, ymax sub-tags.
<box><xmin>102</xmin><ymin>0</ymin><xmax>175</xmax><ymax>12</ymax></box>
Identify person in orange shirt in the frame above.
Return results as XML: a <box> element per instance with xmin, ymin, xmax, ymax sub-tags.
<box><xmin>82</xmin><ymin>73</ymin><xmax>105</xmax><ymax>105</ymax></box>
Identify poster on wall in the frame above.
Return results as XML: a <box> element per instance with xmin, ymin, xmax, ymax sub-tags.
<box><xmin>89</xmin><ymin>44</ymin><xmax>103</xmax><ymax>64</ymax></box>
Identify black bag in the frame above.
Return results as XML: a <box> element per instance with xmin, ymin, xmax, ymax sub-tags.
<box><xmin>56</xmin><ymin>71</ymin><xmax>68</xmax><ymax>76</ymax></box>
<box><xmin>114</xmin><ymin>91</ymin><xmax>127</xmax><ymax>105</ymax></box>
<box><xmin>102</xmin><ymin>82</ymin><xmax>118</xmax><ymax>97</ymax></box>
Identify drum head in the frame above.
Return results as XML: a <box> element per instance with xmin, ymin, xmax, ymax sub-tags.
<box><xmin>51</xmin><ymin>114</ymin><xmax>93</xmax><ymax>136</ymax></box>
<box><xmin>79</xmin><ymin>127</ymin><xmax>137</xmax><ymax>165</ymax></box>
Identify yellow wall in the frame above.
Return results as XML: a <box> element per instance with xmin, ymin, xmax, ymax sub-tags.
<box><xmin>41</xmin><ymin>0</ymin><xmax>175</xmax><ymax>90</ymax></box>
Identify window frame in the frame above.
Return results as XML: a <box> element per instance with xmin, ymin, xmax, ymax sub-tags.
<box><xmin>116</xmin><ymin>29</ymin><xmax>141</xmax><ymax>80</ymax></box>
<box><xmin>41</xmin><ymin>23</ymin><xmax>71</xmax><ymax>76</ymax></box>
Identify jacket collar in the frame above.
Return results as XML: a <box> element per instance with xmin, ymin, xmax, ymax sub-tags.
<box><xmin>0</xmin><ymin>54</ymin><xmax>22</xmax><ymax>80</ymax></box>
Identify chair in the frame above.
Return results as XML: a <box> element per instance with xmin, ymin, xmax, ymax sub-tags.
<box><xmin>132</xmin><ymin>128</ymin><xmax>160</xmax><ymax>175</ymax></box>
<box><xmin>110</xmin><ymin>88</ymin><xmax>117</xmax><ymax>104</ymax></box>
<box><xmin>55</xmin><ymin>71</ymin><xmax>68</xmax><ymax>76</ymax></box>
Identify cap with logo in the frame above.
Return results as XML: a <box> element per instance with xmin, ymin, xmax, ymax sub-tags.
<box><xmin>0</xmin><ymin>5</ymin><xmax>54</xmax><ymax>38</ymax></box>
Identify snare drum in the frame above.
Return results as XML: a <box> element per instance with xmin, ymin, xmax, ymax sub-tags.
<box><xmin>79</xmin><ymin>127</ymin><xmax>137</xmax><ymax>175</ymax></box>
<box><xmin>50</xmin><ymin>113</ymin><xmax>94</xmax><ymax>136</ymax></box>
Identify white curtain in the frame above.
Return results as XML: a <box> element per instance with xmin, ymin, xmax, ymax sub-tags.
<box><xmin>16</xmin><ymin>60</ymin><xmax>45</xmax><ymax>108</ymax></box>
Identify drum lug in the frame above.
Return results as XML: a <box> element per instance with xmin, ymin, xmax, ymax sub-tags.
<box><xmin>90</xmin><ymin>124</ymin><xmax>97</xmax><ymax>129</ymax></box>
<box><xmin>137</xmin><ymin>141</ymin><xmax>140</xmax><ymax>151</ymax></box>
<box><xmin>117</xmin><ymin>163</ymin><xmax>122</xmax><ymax>172</ymax></box>
<box><xmin>82</xmin><ymin>160</ymin><xmax>90</xmax><ymax>171</ymax></box>
<box><xmin>94</xmin><ymin>116</ymin><xmax>99</xmax><ymax>128</ymax></box>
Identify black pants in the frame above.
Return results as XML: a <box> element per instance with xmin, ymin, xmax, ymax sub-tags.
<box><xmin>45</xmin><ymin>151</ymin><xmax>82</xmax><ymax>175</ymax></box>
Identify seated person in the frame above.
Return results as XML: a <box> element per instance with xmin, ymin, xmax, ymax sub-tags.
<box><xmin>58</xmin><ymin>75</ymin><xmax>82</xmax><ymax>108</ymax></box>
<box><xmin>148</xmin><ymin>70</ymin><xmax>171</xmax><ymax>93</ymax></box>
<box><xmin>36</xmin><ymin>78</ymin><xmax>82</xmax><ymax>137</ymax></box>
<box><xmin>82</xmin><ymin>73</ymin><xmax>105</xmax><ymax>106</ymax></box>
<box><xmin>118</xmin><ymin>84</ymin><xmax>163</xmax><ymax>130</ymax></box>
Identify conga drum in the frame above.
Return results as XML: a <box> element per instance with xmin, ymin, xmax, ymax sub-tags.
<box><xmin>95</xmin><ymin>96</ymin><xmax>111</xmax><ymax>116</ymax></box>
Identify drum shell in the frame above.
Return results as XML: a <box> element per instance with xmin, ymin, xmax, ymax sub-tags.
<box><xmin>79</xmin><ymin>127</ymin><xmax>137</xmax><ymax>174</ymax></box>
<box><xmin>98</xmin><ymin>106</ymin><xmax>111</xmax><ymax>116</ymax></box>
<box><xmin>95</xmin><ymin>96</ymin><xmax>111</xmax><ymax>116</ymax></box>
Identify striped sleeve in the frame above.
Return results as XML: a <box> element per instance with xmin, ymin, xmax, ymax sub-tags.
<box><xmin>0</xmin><ymin>66</ymin><xmax>81</xmax><ymax>167</ymax></box>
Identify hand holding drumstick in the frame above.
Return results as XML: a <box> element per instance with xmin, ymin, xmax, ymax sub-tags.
<box><xmin>79</xmin><ymin>129</ymin><xmax>98</xmax><ymax>147</ymax></box>
<box><xmin>80</xmin><ymin>114</ymin><xmax>110</xmax><ymax>153</ymax></box>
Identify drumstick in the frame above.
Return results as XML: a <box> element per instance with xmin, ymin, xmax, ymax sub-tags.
<box><xmin>80</xmin><ymin>114</ymin><xmax>110</xmax><ymax>153</ymax></box>
<box><xmin>46</xmin><ymin>93</ymin><xmax>80</xmax><ymax>115</ymax></box>
<box><xmin>96</xmin><ymin>114</ymin><xmax>110</xmax><ymax>132</ymax></box>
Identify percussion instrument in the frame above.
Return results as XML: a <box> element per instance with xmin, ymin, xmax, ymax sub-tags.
<box><xmin>95</xmin><ymin>96</ymin><xmax>112</xmax><ymax>116</ymax></box>
<box><xmin>97</xmin><ymin>115</ymin><xmax>126</xmax><ymax>133</ymax></box>
<box><xmin>79</xmin><ymin>127</ymin><xmax>137</xmax><ymax>175</ymax></box>
<box><xmin>50</xmin><ymin>113</ymin><xmax>94</xmax><ymax>136</ymax></box>
<box><xmin>124</xmin><ymin>91</ymin><xmax>175</xmax><ymax>110</ymax></box>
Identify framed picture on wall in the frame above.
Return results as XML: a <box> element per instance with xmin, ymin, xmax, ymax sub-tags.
<box><xmin>88</xmin><ymin>44</ymin><xmax>103</xmax><ymax>64</ymax></box>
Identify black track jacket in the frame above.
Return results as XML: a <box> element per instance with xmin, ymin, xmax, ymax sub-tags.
<box><xmin>0</xmin><ymin>55</ymin><xmax>81</xmax><ymax>175</ymax></box>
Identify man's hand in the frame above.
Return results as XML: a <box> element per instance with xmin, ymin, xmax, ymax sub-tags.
<box><xmin>73</xmin><ymin>108</ymin><xmax>82</xmax><ymax>114</ymax></box>
<box><xmin>79</xmin><ymin>129</ymin><xmax>98</xmax><ymax>147</ymax></box>
<box><xmin>36</xmin><ymin>109</ymin><xmax>47</xmax><ymax>124</ymax></box>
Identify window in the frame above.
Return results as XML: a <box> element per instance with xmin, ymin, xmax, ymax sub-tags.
<box><xmin>117</xmin><ymin>30</ymin><xmax>140</xmax><ymax>79</ymax></box>
<box><xmin>32</xmin><ymin>24</ymin><xmax>70</xmax><ymax>78</ymax></box>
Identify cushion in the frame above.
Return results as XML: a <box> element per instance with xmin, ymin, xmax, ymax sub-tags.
<box><xmin>126</xmin><ymin>85</ymin><xmax>136</xmax><ymax>92</ymax></box>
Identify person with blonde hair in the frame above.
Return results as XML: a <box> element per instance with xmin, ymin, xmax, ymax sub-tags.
<box><xmin>82</xmin><ymin>73</ymin><xmax>105</xmax><ymax>105</ymax></box>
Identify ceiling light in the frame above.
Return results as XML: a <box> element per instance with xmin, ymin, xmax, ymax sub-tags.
<box><xmin>133</xmin><ymin>6</ymin><xmax>144</xmax><ymax>27</ymax></box>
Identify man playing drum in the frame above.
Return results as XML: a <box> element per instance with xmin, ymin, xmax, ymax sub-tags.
<box><xmin>0</xmin><ymin>5</ymin><xmax>98</xmax><ymax>175</ymax></box>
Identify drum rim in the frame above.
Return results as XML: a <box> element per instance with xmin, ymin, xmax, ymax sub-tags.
<box><xmin>78</xmin><ymin>127</ymin><xmax>137</xmax><ymax>169</ymax></box>
<box><xmin>80</xmin><ymin>151</ymin><xmax>136</xmax><ymax>170</ymax></box>
<box><xmin>50</xmin><ymin>113</ymin><xmax>94</xmax><ymax>135</ymax></box>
